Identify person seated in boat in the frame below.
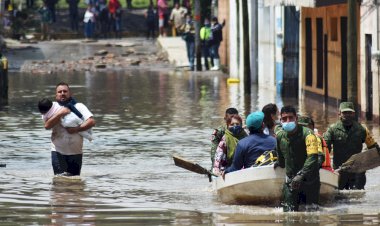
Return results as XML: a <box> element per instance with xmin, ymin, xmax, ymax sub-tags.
<box><xmin>262</xmin><ymin>103</ymin><xmax>279</xmax><ymax>137</ymax></box>
<box><xmin>275</xmin><ymin>106</ymin><xmax>319</xmax><ymax>212</ymax></box>
<box><xmin>223</xmin><ymin>111</ymin><xmax>276</xmax><ymax>177</ymax></box>
<box><xmin>298</xmin><ymin>115</ymin><xmax>333</xmax><ymax>172</ymax></box>
<box><xmin>210</xmin><ymin>108</ymin><xmax>247</xmax><ymax>169</ymax></box>
<box><xmin>38</xmin><ymin>98</ymin><xmax>93</xmax><ymax>141</ymax></box>
<box><xmin>213</xmin><ymin>114</ymin><xmax>247</xmax><ymax>176</ymax></box>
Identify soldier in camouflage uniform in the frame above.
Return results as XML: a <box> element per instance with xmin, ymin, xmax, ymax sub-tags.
<box><xmin>210</xmin><ymin>108</ymin><xmax>247</xmax><ymax>168</ymax></box>
<box><xmin>298</xmin><ymin>115</ymin><xmax>333</xmax><ymax>171</ymax></box>
<box><xmin>275</xmin><ymin>106</ymin><xmax>320</xmax><ymax>212</ymax></box>
<box><xmin>324</xmin><ymin>102</ymin><xmax>380</xmax><ymax>190</ymax></box>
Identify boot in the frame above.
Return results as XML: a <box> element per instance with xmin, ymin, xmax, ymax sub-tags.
<box><xmin>210</xmin><ymin>59</ymin><xmax>220</xmax><ymax>71</ymax></box>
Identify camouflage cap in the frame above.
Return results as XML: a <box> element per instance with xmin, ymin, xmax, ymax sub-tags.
<box><xmin>339</xmin><ymin>102</ymin><xmax>355</xmax><ymax>112</ymax></box>
<box><xmin>298</xmin><ymin>115</ymin><xmax>312</xmax><ymax>126</ymax></box>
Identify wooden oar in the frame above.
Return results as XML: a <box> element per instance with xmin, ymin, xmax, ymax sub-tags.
<box><xmin>338</xmin><ymin>147</ymin><xmax>380</xmax><ymax>173</ymax></box>
<box><xmin>172</xmin><ymin>155</ymin><xmax>216</xmax><ymax>182</ymax></box>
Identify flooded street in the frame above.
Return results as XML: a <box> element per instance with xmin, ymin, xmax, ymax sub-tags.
<box><xmin>1</xmin><ymin>68</ymin><xmax>380</xmax><ymax>225</ymax></box>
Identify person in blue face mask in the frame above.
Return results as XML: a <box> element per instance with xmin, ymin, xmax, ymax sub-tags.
<box><xmin>223</xmin><ymin>111</ymin><xmax>277</xmax><ymax>177</ymax></box>
<box><xmin>212</xmin><ymin>114</ymin><xmax>247</xmax><ymax>176</ymax></box>
<box><xmin>275</xmin><ymin>105</ymin><xmax>320</xmax><ymax>212</ymax></box>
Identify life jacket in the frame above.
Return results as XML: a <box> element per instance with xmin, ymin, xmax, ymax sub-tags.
<box><xmin>253</xmin><ymin>150</ymin><xmax>277</xmax><ymax>167</ymax></box>
<box><xmin>315</xmin><ymin>132</ymin><xmax>333</xmax><ymax>171</ymax></box>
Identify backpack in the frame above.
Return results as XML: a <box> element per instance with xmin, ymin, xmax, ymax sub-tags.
<box><xmin>253</xmin><ymin>150</ymin><xmax>277</xmax><ymax>167</ymax></box>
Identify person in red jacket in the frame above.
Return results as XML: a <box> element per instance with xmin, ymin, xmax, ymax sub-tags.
<box><xmin>108</xmin><ymin>0</ymin><xmax>122</xmax><ymax>38</ymax></box>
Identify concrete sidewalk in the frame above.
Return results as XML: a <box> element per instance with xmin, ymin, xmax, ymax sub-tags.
<box><xmin>157</xmin><ymin>37</ymin><xmax>189</xmax><ymax>68</ymax></box>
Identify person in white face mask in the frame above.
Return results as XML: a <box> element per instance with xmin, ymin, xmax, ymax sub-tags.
<box><xmin>275</xmin><ymin>105</ymin><xmax>320</xmax><ymax>212</ymax></box>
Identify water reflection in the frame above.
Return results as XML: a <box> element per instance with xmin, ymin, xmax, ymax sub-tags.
<box><xmin>49</xmin><ymin>177</ymin><xmax>95</xmax><ymax>225</ymax></box>
<box><xmin>0</xmin><ymin>69</ymin><xmax>380</xmax><ymax>225</ymax></box>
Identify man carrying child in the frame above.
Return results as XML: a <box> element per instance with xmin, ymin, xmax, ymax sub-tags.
<box><xmin>39</xmin><ymin>82</ymin><xmax>95</xmax><ymax>176</ymax></box>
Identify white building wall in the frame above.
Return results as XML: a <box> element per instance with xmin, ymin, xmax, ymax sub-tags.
<box><xmin>229</xmin><ymin>0</ymin><xmax>239</xmax><ymax>78</ymax></box>
<box><xmin>258</xmin><ymin>5</ymin><xmax>276</xmax><ymax>90</ymax></box>
<box><xmin>238</xmin><ymin>0</ymin><xmax>245</xmax><ymax>79</ymax></box>
<box><xmin>360</xmin><ymin>1</ymin><xmax>380</xmax><ymax>118</ymax></box>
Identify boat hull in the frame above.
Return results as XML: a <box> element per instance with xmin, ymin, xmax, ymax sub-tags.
<box><xmin>213</xmin><ymin>166</ymin><xmax>339</xmax><ymax>205</ymax></box>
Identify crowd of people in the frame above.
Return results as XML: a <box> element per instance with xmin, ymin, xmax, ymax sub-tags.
<box><xmin>39</xmin><ymin>0</ymin><xmax>123</xmax><ymax>40</ymax></box>
<box><xmin>144</xmin><ymin>0</ymin><xmax>224</xmax><ymax>71</ymax></box>
<box><xmin>210</xmin><ymin>102</ymin><xmax>380</xmax><ymax>212</ymax></box>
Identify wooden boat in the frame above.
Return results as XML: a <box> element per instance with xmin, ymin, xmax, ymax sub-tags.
<box><xmin>213</xmin><ymin>165</ymin><xmax>339</xmax><ymax>205</ymax></box>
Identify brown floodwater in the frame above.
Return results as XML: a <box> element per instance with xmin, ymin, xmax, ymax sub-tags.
<box><xmin>1</xmin><ymin>69</ymin><xmax>380</xmax><ymax>225</ymax></box>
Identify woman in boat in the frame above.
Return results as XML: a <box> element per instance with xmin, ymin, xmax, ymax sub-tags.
<box><xmin>213</xmin><ymin>114</ymin><xmax>246</xmax><ymax>176</ymax></box>
<box><xmin>262</xmin><ymin>103</ymin><xmax>279</xmax><ymax>137</ymax></box>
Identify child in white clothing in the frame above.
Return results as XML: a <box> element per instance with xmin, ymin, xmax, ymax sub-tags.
<box><xmin>38</xmin><ymin>98</ymin><xmax>93</xmax><ymax>141</ymax></box>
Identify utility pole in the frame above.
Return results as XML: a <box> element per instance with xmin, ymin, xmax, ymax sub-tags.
<box><xmin>347</xmin><ymin>0</ymin><xmax>358</xmax><ymax>109</ymax></box>
<box><xmin>194</xmin><ymin>0</ymin><xmax>202</xmax><ymax>71</ymax></box>
<box><xmin>242</xmin><ymin>0</ymin><xmax>251</xmax><ymax>94</ymax></box>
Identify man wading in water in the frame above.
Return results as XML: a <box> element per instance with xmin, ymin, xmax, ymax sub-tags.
<box><xmin>41</xmin><ymin>82</ymin><xmax>95</xmax><ymax>176</ymax></box>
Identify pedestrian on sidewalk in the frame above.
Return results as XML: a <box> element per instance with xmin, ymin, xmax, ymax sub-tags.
<box><xmin>210</xmin><ymin>16</ymin><xmax>225</xmax><ymax>70</ymax></box>
<box><xmin>181</xmin><ymin>13</ymin><xmax>195</xmax><ymax>71</ymax></box>
<box><xmin>157</xmin><ymin>0</ymin><xmax>168</xmax><ymax>37</ymax></box>
<box><xmin>66</xmin><ymin>0</ymin><xmax>79</xmax><ymax>32</ymax></box>
<box><xmin>200</xmin><ymin>18</ymin><xmax>212</xmax><ymax>70</ymax></box>
<box><xmin>145</xmin><ymin>3</ymin><xmax>156</xmax><ymax>39</ymax></box>
<box><xmin>38</xmin><ymin>1</ymin><xmax>52</xmax><ymax>41</ymax></box>
<box><xmin>169</xmin><ymin>2</ymin><xmax>187</xmax><ymax>37</ymax></box>
<box><xmin>108</xmin><ymin>0</ymin><xmax>122</xmax><ymax>38</ymax></box>
<box><xmin>83</xmin><ymin>4</ymin><xmax>96</xmax><ymax>40</ymax></box>
<box><xmin>97</xmin><ymin>0</ymin><xmax>109</xmax><ymax>38</ymax></box>
<box><xmin>126</xmin><ymin>0</ymin><xmax>132</xmax><ymax>9</ymax></box>
<box><xmin>45</xmin><ymin>0</ymin><xmax>58</xmax><ymax>23</ymax></box>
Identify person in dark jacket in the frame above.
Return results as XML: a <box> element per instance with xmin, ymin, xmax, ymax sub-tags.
<box><xmin>45</xmin><ymin>0</ymin><xmax>58</xmax><ymax>23</ymax></box>
<box><xmin>66</xmin><ymin>0</ymin><xmax>79</xmax><ymax>32</ymax></box>
<box><xmin>181</xmin><ymin>13</ymin><xmax>195</xmax><ymax>71</ymax></box>
<box><xmin>38</xmin><ymin>1</ymin><xmax>52</xmax><ymax>40</ymax></box>
<box><xmin>210</xmin><ymin>16</ymin><xmax>225</xmax><ymax>70</ymax></box>
<box><xmin>275</xmin><ymin>106</ymin><xmax>320</xmax><ymax>212</ymax></box>
<box><xmin>145</xmin><ymin>3</ymin><xmax>156</xmax><ymax>39</ymax></box>
<box><xmin>224</xmin><ymin>111</ymin><xmax>276</xmax><ymax>176</ymax></box>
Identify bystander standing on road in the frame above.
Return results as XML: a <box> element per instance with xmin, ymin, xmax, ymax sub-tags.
<box><xmin>200</xmin><ymin>18</ymin><xmax>212</xmax><ymax>70</ymax></box>
<box><xmin>66</xmin><ymin>0</ymin><xmax>79</xmax><ymax>32</ymax></box>
<box><xmin>83</xmin><ymin>4</ymin><xmax>96</xmax><ymax>40</ymax></box>
<box><xmin>169</xmin><ymin>2</ymin><xmax>187</xmax><ymax>36</ymax></box>
<box><xmin>145</xmin><ymin>3</ymin><xmax>156</xmax><ymax>39</ymax></box>
<box><xmin>108</xmin><ymin>0</ymin><xmax>122</xmax><ymax>38</ymax></box>
<box><xmin>181</xmin><ymin>13</ymin><xmax>195</xmax><ymax>71</ymax></box>
<box><xmin>38</xmin><ymin>1</ymin><xmax>52</xmax><ymax>41</ymax></box>
<box><xmin>157</xmin><ymin>0</ymin><xmax>168</xmax><ymax>37</ymax></box>
<box><xmin>45</xmin><ymin>0</ymin><xmax>58</xmax><ymax>23</ymax></box>
<box><xmin>210</xmin><ymin>16</ymin><xmax>225</xmax><ymax>70</ymax></box>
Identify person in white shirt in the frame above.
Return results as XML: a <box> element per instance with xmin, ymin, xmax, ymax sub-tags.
<box><xmin>40</xmin><ymin>82</ymin><xmax>95</xmax><ymax>176</ymax></box>
<box><xmin>83</xmin><ymin>4</ymin><xmax>96</xmax><ymax>39</ymax></box>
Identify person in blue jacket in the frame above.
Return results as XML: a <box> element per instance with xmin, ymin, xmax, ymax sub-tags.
<box><xmin>223</xmin><ymin>111</ymin><xmax>277</xmax><ymax>177</ymax></box>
